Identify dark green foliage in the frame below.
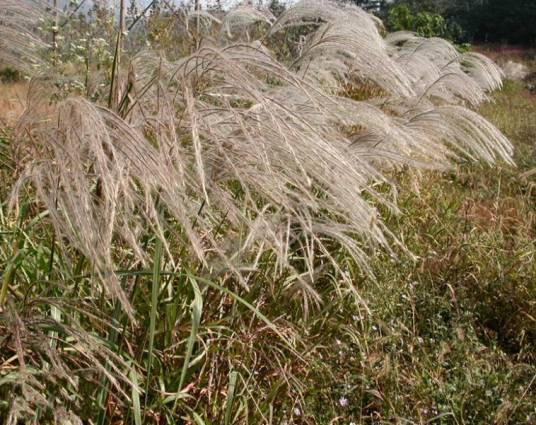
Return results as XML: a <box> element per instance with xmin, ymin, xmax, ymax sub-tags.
<box><xmin>456</xmin><ymin>0</ymin><xmax>536</xmax><ymax>45</ymax></box>
<box><xmin>268</xmin><ymin>0</ymin><xmax>286</xmax><ymax>17</ymax></box>
<box><xmin>387</xmin><ymin>3</ymin><xmax>463</xmax><ymax>41</ymax></box>
<box><xmin>0</xmin><ymin>66</ymin><xmax>20</xmax><ymax>83</ymax></box>
<box><xmin>388</xmin><ymin>0</ymin><xmax>536</xmax><ymax>45</ymax></box>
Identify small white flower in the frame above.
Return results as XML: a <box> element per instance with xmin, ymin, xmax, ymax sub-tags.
<box><xmin>338</xmin><ymin>396</ymin><xmax>348</xmax><ymax>407</ymax></box>
<box><xmin>293</xmin><ymin>407</ymin><xmax>301</xmax><ymax>416</ymax></box>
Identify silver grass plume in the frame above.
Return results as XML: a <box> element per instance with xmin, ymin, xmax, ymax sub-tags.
<box><xmin>127</xmin><ymin>43</ymin><xmax>397</xmax><ymax>302</ymax></box>
<box><xmin>2</xmin><ymin>298</ymin><xmax>135</xmax><ymax>424</ymax></box>
<box><xmin>6</xmin><ymin>0</ymin><xmax>514</xmax><ymax>317</ymax></box>
<box><xmin>406</xmin><ymin>106</ymin><xmax>514</xmax><ymax>165</ymax></box>
<box><xmin>10</xmin><ymin>85</ymin><xmax>187</xmax><ymax>319</ymax></box>
<box><xmin>270</xmin><ymin>0</ymin><xmax>414</xmax><ymax>97</ymax></box>
<box><xmin>0</xmin><ymin>0</ymin><xmax>50</xmax><ymax>74</ymax></box>
<box><xmin>386</xmin><ymin>32</ymin><xmax>504</xmax><ymax>106</ymax></box>
<box><xmin>221</xmin><ymin>5</ymin><xmax>275</xmax><ymax>39</ymax></box>
<box><xmin>185</xmin><ymin>9</ymin><xmax>223</xmax><ymax>32</ymax></box>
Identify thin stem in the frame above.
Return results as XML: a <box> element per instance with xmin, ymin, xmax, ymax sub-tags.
<box><xmin>144</xmin><ymin>237</ymin><xmax>163</xmax><ymax>411</ymax></box>
<box><xmin>0</xmin><ymin>202</ymin><xmax>28</xmax><ymax>306</ymax></box>
<box><xmin>109</xmin><ymin>0</ymin><xmax>126</xmax><ymax>109</ymax></box>
<box><xmin>52</xmin><ymin>0</ymin><xmax>58</xmax><ymax>50</ymax></box>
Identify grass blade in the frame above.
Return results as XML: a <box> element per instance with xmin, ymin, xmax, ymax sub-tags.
<box><xmin>188</xmin><ymin>271</ymin><xmax>300</xmax><ymax>357</ymax></box>
<box><xmin>178</xmin><ymin>275</ymin><xmax>203</xmax><ymax>390</ymax></box>
<box><xmin>145</xmin><ymin>238</ymin><xmax>163</xmax><ymax>405</ymax></box>
<box><xmin>224</xmin><ymin>370</ymin><xmax>238</xmax><ymax>425</ymax></box>
<box><xmin>130</xmin><ymin>365</ymin><xmax>143</xmax><ymax>425</ymax></box>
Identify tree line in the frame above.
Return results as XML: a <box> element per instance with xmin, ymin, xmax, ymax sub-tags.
<box><xmin>348</xmin><ymin>0</ymin><xmax>536</xmax><ymax>45</ymax></box>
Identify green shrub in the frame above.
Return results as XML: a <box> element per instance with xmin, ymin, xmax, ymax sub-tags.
<box><xmin>387</xmin><ymin>3</ymin><xmax>463</xmax><ymax>42</ymax></box>
<box><xmin>0</xmin><ymin>66</ymin><xmax>20</xmax><ymax>83</ymax></box>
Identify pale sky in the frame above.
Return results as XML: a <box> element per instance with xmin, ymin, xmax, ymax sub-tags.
<box><xmin>60</xmin><ymin>0</ymin><xmax>287</xmax><ymax>9</ymax></box>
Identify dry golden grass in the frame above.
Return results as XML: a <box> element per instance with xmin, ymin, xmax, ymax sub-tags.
<box><xmin>0</xmin><ymin>81</ymin><xmax>26</xmax><ymax>127</ymax></box>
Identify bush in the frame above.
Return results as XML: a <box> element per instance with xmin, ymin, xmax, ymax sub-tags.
<box><xmin>387</xmin><ymin>3</ymin><xmax>463</xmax><ymax>42</ymax></box>
<box><xmin>0</xmin><ymin>66</ymin><xmax>20</xmax><ymax>83</ymax></box>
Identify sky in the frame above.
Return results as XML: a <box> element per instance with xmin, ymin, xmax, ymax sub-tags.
<box><xmin>60</xmin><ymin>0</ymin><xmax>287</xmax><ymax>10</ymax></box>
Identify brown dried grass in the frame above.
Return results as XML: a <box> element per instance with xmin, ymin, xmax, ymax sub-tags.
<box><xmin>0</xmin><ymin>81</ymin><xmax>26</xmax><ymax>127</ymax></box>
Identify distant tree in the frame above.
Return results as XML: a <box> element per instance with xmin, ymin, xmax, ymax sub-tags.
<box><xmin>127</xmin><ymin>0</ymin><xmax>139</xmax><ymax>18</ymax></box>
<box><xmin>390</xmin><ymin>0</ymin><xmax>536</xmax><ymax>45</ymax></box>
<box><xmin>268</xmin><ymin>0</ymin><xmax>285</xmax><ymax>17</ymax></box>
<box><xmin>151</xmin><ymin>0</ymin><xmax>161</xmax><ymax>15</ymax></box>
<box><xmin>457</xmin><ymin>0</ymin><xmax>536</xmax><ymax>45</ymax></box>
<box><xmin>387</xmin><ymin>3</ymin><xmax>463</xmax><ymax>41</ymax></box>
<box><xmin>208</xmin><ymin>0</ymin><xmax>224</xmax><ymax>11</ymax></box>
<box><xmin>394</xmin><ymin>0</ymin><xmax>450</xmax><ymax>13</ymax></box>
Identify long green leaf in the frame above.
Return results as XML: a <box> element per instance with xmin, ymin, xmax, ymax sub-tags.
<box><xmin>188</xmin><ymin>271</ymin><xmax>300</xmax><ymax>357</ymax></box>
<box><xmin>130</xmin><ymin>366</ymin><xmax>143</xmax><ymax>425</ymax></box>
<box><xmin>224</xmin><ymin>370</ymin><xmax>238</xmax><ymax>425</ymax></box>
<box><xmin>191</xmin><ymin>411</ymin><xmax>206</xmax><ymax>425</ymax></box>
<box><xmin>178</xmin><ymin>275</ymin><xmax>203</xmax><ymax>390</ymax></box>
<box><xmin>145</xmin><ymin>238</ymin><xmax>163</xmax><ymax>404</ymax></box>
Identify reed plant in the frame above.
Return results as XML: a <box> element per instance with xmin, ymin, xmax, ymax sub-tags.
<box><xmin>1</xmin><ymin>1</ymin><xmax>533</xmax><ymax>423</ymax></box>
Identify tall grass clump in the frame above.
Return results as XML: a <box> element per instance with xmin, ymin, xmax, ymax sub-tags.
<box><xmin>1</xmin><ymin>0</ymin><xmax>528</xmax><ymax>423</ymax></box>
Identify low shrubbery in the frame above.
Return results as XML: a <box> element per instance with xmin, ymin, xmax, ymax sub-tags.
<box><xmin>387</xmin><ymin>3</ymin><xmax>463</xmax><ymax>42</ymax></box>
<box><xmin>0</xmin><ymin>66</ymin><xmax>20</xmax><ymax>83</ymax></box>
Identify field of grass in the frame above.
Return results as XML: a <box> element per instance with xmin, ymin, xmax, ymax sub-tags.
<box><xmin>1</xmin><ymin>2</ymin><xmax>536</xmax><ymax>424</ymax></box>
<box><xmin>320</xmin><ymin>78</ymin><xmax>536</xmax><ymax>424</ymax></box>
<box><xmin>1</xmin><ymin>65</ymin><xmax>534</xmax><ymax>425</ymax></box>
<box><xmin>265</xmin><ymin>76</ymin><xmax>536</xmax><ymax>425</ymax></box>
